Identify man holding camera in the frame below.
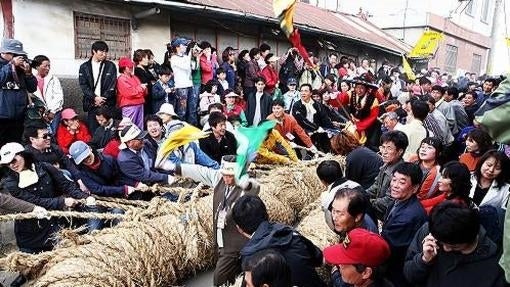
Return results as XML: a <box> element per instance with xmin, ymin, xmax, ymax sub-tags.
<box><xmin>0</xmin><ymin>38</ymin><xmax>37</xmax><ymax>147</ymax></box>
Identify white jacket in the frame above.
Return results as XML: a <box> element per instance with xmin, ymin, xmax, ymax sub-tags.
<box><xmin>33</xmin><ymin>73</ymin><xmax>64</xmax><ymax>113</ymax></box>
<box><xmin>170</xmin><ymin>54</ymin><xmax>192</xmax><ymax>88</ymax></box>
<box><xmin>470</xmin><ymin>175</ymin><xmax>510</xmax><ymax>209</ymax></box>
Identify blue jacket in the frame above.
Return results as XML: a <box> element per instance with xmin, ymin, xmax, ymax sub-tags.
<box><xmin>382</xmin><ymin>195</ymin><xmax>427</xmax><ymax>286</ymax></box>
<box><xmin>240</xmin><ymin>221</ymin><xmax>326</xmax><ymax>287</ymax></box>
<box><xmin>77</xmin><ymin>153</ymin><xmax>127</xmax><ymax>197</ymax></box>
<box><xmin>168</xmin><ymin>142</ymin><xmax>219</xmax><ymax>169</ymax></box>
<box><xmin>117</xmin><ymin>148</ymin><xmax>169</xmax><ymax>186</ymax></box>
<box><xmin>0</xmin><ymin>57</ymin><xmax>37</xmax><ymax>119</ymax></box>
<box><xmin>151</xmin><ymin>79</ymin><xmax>175</xmax><ymax>113</ymax></box>
<box><xmin>220</xmin><ymin>61</ymin><xmax>235</xmax><ymax>89</ymax></box>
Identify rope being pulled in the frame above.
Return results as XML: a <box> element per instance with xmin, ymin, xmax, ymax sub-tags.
<box><xmin>0</xmin><ymin>158</ymin><xmax>344</xmax><ymax>286</ymax></box>
<box><xmin>0</xmin><ymin>210</ymin><xmax>125</xmax><ymax>222</ymax></box>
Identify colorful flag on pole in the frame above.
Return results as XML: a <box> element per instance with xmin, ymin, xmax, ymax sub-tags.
<box><xmin>234</xmin><ymin>120</ymin><xmax>277</xmax><ymax>181</ymax></box>
<box><xmin>273</xmin><ymin>0</ymin><xmax>314</xmax><ymax>67</ymax></box>
<box><xmin>402</xmin><ymin>55</ymin><xmax>416</xmax><ymax>81</ymax></box>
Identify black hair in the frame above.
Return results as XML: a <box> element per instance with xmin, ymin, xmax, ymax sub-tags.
<box><xmin>158</xmin><ymin>67</ymin><xmax>172</xmax><ymax>76</ymax></box>
<box><xmin>31</xmin><ymin>55</ymin><xmax>50</xmax><ymax>69</ymax></box>
<box><xmin>208</xmin><ymin>102</ymin><xmax>224</xmax><ymax>113</ymax></box>
<box><xmin>216</xmin><ymin>67</ymin><xmax>226</xmax><ymax>75</ymax></box>
<box><xmin>431</xmin><ymin>85</ymin><xmax>444</xmax><ymax>94</ymax></box>
<box><xmin>199</xmin><ymin>41</ymin><xmax>212</xmax><ymax>50</ymax></box>
<box><xmin>91</xmin><ymin>41</ymin><xmax>109</xmax><ymax>53</ymax></box>
<box><xmin>329</xmin><ymin>53</ymin><xmax>338</xmax><ymax>58</ymax></box>
<box><xmin>333</xmin><ymin>188</ymin><xmax>369</xmax><ymax>218</ymax></box>
<box><xmin>16</xmin><ymin>151</ymin><xmax>36</xmax><ymax>171</ymax></box>
<box><xmin>300</xmin><ymin>83</ymin><xmax>312</xmax><ymax>92</ymax></box>
<box><xmin>417</xmin><ymin>137</ymin><xmax>443</xmax><ymax>163</ymax></box>
<box><xmin>254</xmin><ymin>77</ymin><xmax>266</xmax><ymax>84</ymax></box>
<box><xmin>208</xmin><ymin>111</ymin><xmax>227</xmax><ymax>128</ymax></box>
<box><xmin>133</xmin><ymin>49</ymin><xmax>149</xmax><ymax>64</ymax></box>
<box><xmin>393</xmin><ymin>162</ymin><xmax>423</xmax><ymax>186</ymax></box>
<box><xmin>204</xmin><ymin>80</ymin><xmax>218</xmax><ymax>93</ymax></box>
<box><xmin>410</xmin><ymin>99</ymin><xmax>429</xmax><ymax>121</ymax></box>
<box><xmin>259</xmin><ymin>43</ymin><xmax>271</xmax><ymax>53</ymax></box>
<box><xmin>419</xmin><ymin>77</ymin><xmax>432</xmax><ymax>86</ymax></box>
<box><xmin>144</xmin><ymin>114</ymin><xmax>163</xmax><ymax>128</ymax></box>
<box><xmin>271</xmin><ymin>99</ymin><xmax>285</xmax><ymax>108</ymax></box>
<box><xmin>232</xmin><ymin>195</ymin><xmax>268</xmax><ymax>234</ymax></box>
<box><xmin>430</xmin><ymin>201</ymin><xmax>480</xmax><ymax>245</ymax></box>
<box><xmin>242</xmin><ymin>249</ymin><xmax>291</xmax><ymax>287</ymax></box>
<box><xmin>381</xmin><ymin>76</ymin><xmax>393</xmax><ymax>84</ymax></box>
<box><xmin>441</xmin><ymin>161</ymin><xmax>472</xmax><ymax>200</ymax></box>
<box><xmin>484</xmin><ymin>78</ymin><xmax>497</xmax><ymax>86</ymax></box>
<box><xmin>380</xmin><ymin>130</ymin><xmax>409</xmax><ymax>154</ymax></box>
<box><xmin>474</xmin><ymin>150</ymin><xmax>510</xmax><ymax>188</ymax></box>
<box><xmin>420</xmin><ymin>94</ymin><xmax>435</xmax><ymax>105</ymax></box>
<box><xmin>239</xmin><ymin>49</ymin><xmax>249</xmax><ymax>60</ymax></box>
<box><xmin>316</xmin><ymin>160</ymin><xmax>343</xmax><ymax>184</ymax></box>
<box><xmin>264</xmin><ymin>53</ymin><xmax>275</xmax><ymax>64</ymax></box>
<box><xmin>95</xmin><ymin>106</ymin><xmax>113</xmax><ymax>120</ymax></box>
<box><xmin>249</xmin><ymin>48</ymin><xmax>260</xmax><ymax>59</ymax></box>
<box><xmin>466</xmin><ymin>128</ymin><xmax>493</xmax><ymax>156</ymax></box>
<box><xmin>446</xmin><ymin>87</ymin><xmax>459</xmax><ymax>100</ymax></box>
<box><xmin>23</xmin><ymin>121</ymin><xmax>49</xmax><ymax>142</ymax></box>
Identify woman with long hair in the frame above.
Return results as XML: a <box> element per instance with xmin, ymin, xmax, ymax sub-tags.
<box><xmin>470</xmin><ymin>150</ymin><xmax>510</xmax><ymax>209</ymax></box>
<box><xmin>459</xmin><ymin>128</ymin><xmax>494</xmax><ymax>171</ymax></box>
<box><xmin>408</xmin><ymin>137</ymin><xmax>443</xmax><ymax>201</ymax></box>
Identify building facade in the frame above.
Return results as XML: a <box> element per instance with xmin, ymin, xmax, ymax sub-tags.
<box><xmin>341</xmin><ymin>0</ymin><xmax>503</xmax><ymax>76</ymax></box>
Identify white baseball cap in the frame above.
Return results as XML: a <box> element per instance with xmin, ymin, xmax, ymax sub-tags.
<box><xmin>119</xmin><ymin>125</ymin><xmax>147</xmax><ymax>149</ymax></box>
<box><xmin>0</xmin><ymin>142</ymin><xmax>25</xmax><ymax>164</ymax></box>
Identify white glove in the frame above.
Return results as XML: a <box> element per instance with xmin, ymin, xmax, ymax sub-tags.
<box><xmin>64</xmin><ymin>197</ymin><xmax>78</xmax><ymax>208</ymax></box>
<box><xmin>126</xmin><ymin>186</ymin><xmax>136</xmax><ymax>195</ymax></box>
<box><xmin>85</xmin><ymin>196</ymin><xmax>96</xmax><ymax>207</ymax></box>
<box><xmin>32</xmin><ymin>206</ymin><xmax>49</xmax><ymax>219</ymax></box>
<box><xmin>289</xmin><ymin>141</ymin><xmax>298</xmax><ymax>148</ymax></box>
<box><xmin>237</xmin><ymin>175</ymin><xmax>251</xmax><ymax>190</ymax></box>
<box><xmin>317</xmin><ymin>127</ymin><xmax>325</xmax><ymax>133</ymax></box>
<box><xmin>310</xmin><ymin>145</ymin><xmax>318</xmax><ymax>153</ymax></box>
<box><xmin>135</xmin><ymin>182</ymin><xmax>149</xmax><ymax>191</ymax></box>
<box><xmin>167</xmin><ymin>175</ymin><xmax>175</xmax><ymax>185</ymax></box>
<box><xmin>157</xmin><ymin>160</ymin><xmax>176</xmax><ymax>171</ymax></box>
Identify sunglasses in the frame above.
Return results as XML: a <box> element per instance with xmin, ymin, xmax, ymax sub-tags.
<box><xmin>39</xmin><ymin>133</ymin><xmax>51</xmax><ymax>140</ymax></box>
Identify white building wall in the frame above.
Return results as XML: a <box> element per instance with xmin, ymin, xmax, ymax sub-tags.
<box><xmin>11</xmin><ymin>0</ymin><xmax>171</xmax><ymax>77</ymax></box>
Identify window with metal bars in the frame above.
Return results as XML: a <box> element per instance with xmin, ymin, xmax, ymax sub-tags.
<box><xmin>444</xmin><ymin>44</ymin><xmax>458</xmax><ymax>73</ymax></box>
<box><xmin>74</xmin><ymin>12</ymin><xmax>131</xmax><ymax>60</ymax></box>
<box><xmin>471</xmin><ymin>53</ymin><xmax>482</xmax><ymax>74</ymax></box>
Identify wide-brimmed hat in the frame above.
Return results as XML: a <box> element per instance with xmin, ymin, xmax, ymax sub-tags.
<box><xmin>220</xmin><ymin>155</ymin><xmax>236</xmax><ymax>175</ymax></box>
<box><xmin>0</xmin><ymin>39</ymin><xmax>26</xmax><ymax>55</ymax></box>
<box><xmin>119</xmin><ymin>125</ymin><xmax>147</xmax><ymax>149</ymax></box>
<box><xmin>0</xmin><ymin>142</ymin><xmax>24</xmax><ymax>164</ymax></box>
<box><xmin>156</xmin><ymin>103</ymin><xmax>178</xmax><ymax>117</ymax></box>
<box><xmin>350</xmin><ymin>72</ymin><xmax>378</xmax><ymax>89</ymax></box>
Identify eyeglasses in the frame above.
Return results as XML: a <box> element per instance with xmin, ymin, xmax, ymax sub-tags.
<box><xmin>379</xmin><ymin>145</ymin><xmax>396</xmax><ymax>153</ymax></box>
<box><xmin>38</xmin><ymin>133</ymin><xmax>51</xmax><ymax>140</ymax></box>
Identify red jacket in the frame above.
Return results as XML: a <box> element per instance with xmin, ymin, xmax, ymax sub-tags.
<box><xmin>56</xmin><ymin>121</ymin><xmax>92</xmax><ymax>154</ymax></box>
<box><xmin>200</xmin><ymin>54</ymin><xmax>214</xmax><ymax>84</ymax></box>
<box><xmin>260</xmin><ymin>66</ymin><xmax>279</xmax><ymax>94</ymax></box>
<box><xmin>117</xmin><ymin>74</ymin><xmax>147</xmax><ymax>108</ymax></box>
<box><xmin>102</xmin><ymin>138</ymin><xmax>121</xmax><ymax>159</ymax></box>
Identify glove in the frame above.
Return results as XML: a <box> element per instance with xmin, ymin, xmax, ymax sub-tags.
<box><xmin>126</xmin><ymin>186</ymin><xmax>136</xmax><ymax>195</ymax></box>
<box><xmin>317</xmin><ymin>127</ymin><xmax>325</xmax><ymax>133</ymax></box>
<box><xmin>167</xmin><ymin>175</ymin><xmax>175</xmax><ymax>185</ymax></box>
<box><xmin>237</xmin><ymin>175</ymin><xmax>251</xmax><ymax>190</ymax></box>
<box><xmin>289</xmin><ymin>141</ymin><xmax>298</xmax><ymax>148</ymax></box>
<box><xmin>135</xmin><ymin>182</ymin><xmax>149</xmax><ymax>192</ymax></box>
<box><xmin>85</xmin><ymin>196</ymin><xmax>96</xmax><ymax>207</ymax></box>
<box><xmin>157</xmin><ymin>160</ymin><xmax>176</xmax><ymax>172</ymax></box>
<box><xmin>310</xmin><ymin>145</ymin><xmax>318</xmax><ymax>153</ymax></box>
<box><xmin>32</xmin><ymin>206</ymin><xmax>49</xmax><ymax>219</ymax></box>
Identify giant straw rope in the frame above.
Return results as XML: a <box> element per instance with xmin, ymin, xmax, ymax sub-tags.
<box><xmin>0</xmin><ymin>156</ymin><xmax>344</xmax><ymax>286</ymax></box>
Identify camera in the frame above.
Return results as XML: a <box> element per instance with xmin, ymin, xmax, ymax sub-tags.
<box><xmin>13</xmin><ymin>54</ymin><xmax>32</xmax><ymax>65</ymax></box>
<box><xmin>191</xmin><ymin>44</ymin><xmax>202</xmax><ymax>54</ymax></box>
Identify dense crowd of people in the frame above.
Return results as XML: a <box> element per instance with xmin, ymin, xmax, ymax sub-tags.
<box><xmin>0</xmin><ymin>35</ymin><xmax>509</xmax><ymax>287</ymax></box>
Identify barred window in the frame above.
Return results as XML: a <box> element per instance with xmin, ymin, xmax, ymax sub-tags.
<box><xmin>472</xmin><ymin>53</ymin><xmax>482</xmax><ymax>74</ymax></box>
<box><xmin>74</xmin><ymin>12</ymin><xmax>131</xmax><ymax>60</ymax></box>
<box><xmin>465</xmin><ymin>0</ymin><xmax>475</xmax><ymax>16</ymax></box>
<box><xmin>444</xmin><ymin>44</ymin><xmax>458</xmax><ymax>73</ymax></box>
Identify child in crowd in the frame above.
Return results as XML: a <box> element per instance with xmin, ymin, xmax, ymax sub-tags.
<box><xmin>224</xmin><ymin>89</ymin><xmax>247</xmax><ymax>127</ymax></box>
<box><xmin>281</xmin><ymin>77</ymin><xmax>300</xmax><ymax>112</ymax></box>
<box><xmin>199</xmin><ymin>80</ymin><xmax>221</xmax><ymax>124</ymax></box>
<box><xmin>151</xmin><ymin>67</ymin><xmax>175</xmax><ymax>114</ymax></box>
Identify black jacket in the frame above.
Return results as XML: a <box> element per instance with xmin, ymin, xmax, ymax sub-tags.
<box><xmin>245</xmin><ymin>92</ymin><xmax>273</xmax><ymax>126</ymax></box>
<box><xmin>291</xmin><ymin>99</ymin><xmax>334</xmax><ymax>133</ymax></box>
<box><xmin>90</xmin><ymin>119</ymin><xmax>119</xmax><ymax>149</ymax></box>
<box><xmin>24</xmin><ymin>144</ymin><xmax>80</xmax><ymax>180</ymax></box>
<box><xmin>78</xmin><ymin>59</ymin><xmax>117</xmax><ymax>112</ymax></box>
<box><xmin>0</xmin><ymin>57</ymin><xmax>37</xmax><ymax>119</ymax></box>
<box><xmin>4</xmin><ymin>162</ymin><xmax>87</xmax><ymax>250</ymax></box>
<box><xmin>240</xmin><ymin>221</ymin><xmax>326</xmax><ymax>287</ymax></box>
<box><xmin>77</xmin><ymin>153</ymin><xmax>126</xmax><ymax>197</ymax></box>
<box><xmin>199</xmin><ymin>130</ymin><xmax>237</xmax><ymax>163</ymax></box>
<box><xmin>404</xmin><ymin>223</ymin><xmax>507</xmax><ymax>287</ymax></box>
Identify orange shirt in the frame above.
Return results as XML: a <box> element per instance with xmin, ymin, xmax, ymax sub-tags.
<box><xmin>459</xmin><ymin>152</ymin><xmax>479</xmax><ymax>172</ymax></box>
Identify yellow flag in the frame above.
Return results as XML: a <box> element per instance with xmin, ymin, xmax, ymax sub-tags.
<box><xmin>273</xmin><ymin>0</ymin><xmax>297</xmax><ymax>37</ymax></box>
<box><xmin>156</xmin><ymin>124</ymin><xmax>210</xmax><ymax>166</ymax></box>
<box><xmin>408</xmin><ymin>31</ymin><xmax>443</xmax><ymax>58</ymax></box>
<box><xmin>402</xmin><ymin>55</ymin><xmax>416</xmax><ymax>81</ymax></box>
<box><xmin>506</xmin><ymin>37</ymin><xmax>510</xmax><ymax>47</ymax></box>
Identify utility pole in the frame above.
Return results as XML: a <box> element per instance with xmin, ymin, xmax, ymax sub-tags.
<box><xmin>486</xmin><ymin>0</ymin><xmax>503</xmax><ymax>75</ymax></box>
<box><xmin>403</xmin><ymin>0</ymin><xmax>409</xmax><ymax>40</ymax></box>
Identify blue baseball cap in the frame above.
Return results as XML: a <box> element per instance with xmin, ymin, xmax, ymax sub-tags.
<box><xmin>69</xmin><ymin>141</ymin><xmax>92</xmax><ymax>165</ymax></box>
<box><xmin>171</xmin><ymin>38</ymin><xmax>190</xmax><ymax>48</ymax></box>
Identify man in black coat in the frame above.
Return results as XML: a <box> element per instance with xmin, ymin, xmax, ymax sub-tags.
<box><xmin>78</xmin><ymin>41</ymin><xmax>117</xmax><ymax>133</ymax></box>
<box><xmin>233</xmin><ymin>195</ymin><xmax>326</xmax><ymax>287</ymax></box>
<box><xmin>245</xmin><ymin>77</ymin><xmax>272</xmax><ymax>126</ymax></box>
<box><xmin>199</xmin><ymin>112</ymin><xmax>236</xmax><ymax>163</ymax></box>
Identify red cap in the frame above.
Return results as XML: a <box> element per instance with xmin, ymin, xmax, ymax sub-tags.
<box><xmin>323</xmin><ymin>228</ymin><xmax>390</xmax><ymax>267</ymax></box>
<box><xmin>118</xmin><ymin>57</ymin><xmax>135</xmax><ymax>68</ymax></box>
